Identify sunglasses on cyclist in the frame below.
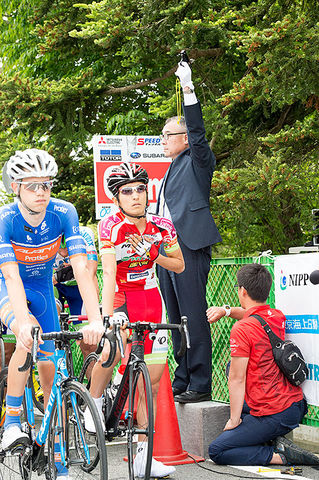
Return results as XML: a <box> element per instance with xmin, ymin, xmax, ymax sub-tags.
<box><xmin>17</xmin><ymin>180</ymin><xmax>55</xmax><ymax>192</ymax></box>
<box><xmin>119</xmin><ymin>184</ymin><xmax>147</xmax><ymax>195</ymax></box>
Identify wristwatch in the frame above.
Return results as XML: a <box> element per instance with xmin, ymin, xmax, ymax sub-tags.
<box><xmin>223</xmin><ymin>305</ymin><xmax>231</xmax><ymax>317</ymax></box>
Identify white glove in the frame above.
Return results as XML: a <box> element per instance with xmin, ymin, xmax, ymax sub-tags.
<box><xmin>110</xmin><ymin>311</ymin><xmax>128</xmax><ymax>326</ymax></box>
<box><xmin>134</xmin><ymin>237</ymin><xmax>152</xmax><ymax>256</ymax></box>
<box><xmin>134</xmin><ymin>237</ymin><xmax>159</xmax><ymax>261</ymax></box>
<box><xmin>175</xmin><ymin>61</ymin><xmax>194</xmax><ymax>90</ymax></box>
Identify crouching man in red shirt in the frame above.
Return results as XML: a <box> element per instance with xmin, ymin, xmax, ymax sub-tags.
<box><xmin>207</xmin><ymin>263</ymin><xmax>319</xmax><ymax>466</ymax></box>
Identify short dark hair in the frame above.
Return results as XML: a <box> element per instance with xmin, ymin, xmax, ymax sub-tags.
<box><xmin>164</xmin><ymin>116</ymin><xmax>186</xmax><ymax>128</ymax></box>
<box><xmin>236</xmin><ymin>264</ymin><xmax>272</xmax><ymax>302</ymax></box>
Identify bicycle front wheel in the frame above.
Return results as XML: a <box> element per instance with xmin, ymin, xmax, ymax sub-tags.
<box><xmin>47</xmin><ymin>380</ymin><xmax>107</xmax><ymax>480</ymax></box>
<box><xmin>127</xmin><ymin>362</ymin><xmax>154</xmax><ymax>480</ymax></box>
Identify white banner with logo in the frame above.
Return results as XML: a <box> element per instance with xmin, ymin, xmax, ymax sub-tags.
<box><xmin>274</xmin><ymin>253</ymin><xmax>319</xmax><ymax>406</ymax></box>
<box><xmin>92</xmin><ymin>135</ymin><xmax>171</xmax><ymax>220</ymax></box>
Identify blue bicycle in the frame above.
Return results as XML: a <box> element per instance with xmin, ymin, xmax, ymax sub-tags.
<box><xmin>0</xmin><ymin>327</ymin><xmax>108</xmax><ymax>480</ymax></box>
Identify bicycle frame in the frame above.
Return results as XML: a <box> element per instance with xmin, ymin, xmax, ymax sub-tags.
<box><xmin>21</xmin><ymin>343</ymin><xmax>92</xmax><ymax>473</ymax></box>
<box><xmin>105</xmin><ymin>332</ymin><xmax>144</xmax><ymax>438</ymax></box>
<box><xmin>33</xmin><ymin>350</ymin><xmax>71</xmax><ymax>455</ymax></box>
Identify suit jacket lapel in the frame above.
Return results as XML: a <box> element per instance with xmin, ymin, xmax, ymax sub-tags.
<box><xmin>157</xmin><ymin>161</ymin><xmax>172</xmax><ymax>215</ymax></box>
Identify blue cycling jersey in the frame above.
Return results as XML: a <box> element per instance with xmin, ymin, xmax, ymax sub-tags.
<box><xmin>0</xmin><ymin>198</ymin><xmax>86</xmax><ymax>277</ymax></box>
<box><xmin>0</xmin><ymin>198</ymin><xmax>86</xmax><ymax>358</ymax></box>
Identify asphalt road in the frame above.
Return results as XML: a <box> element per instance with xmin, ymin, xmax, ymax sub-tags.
<box><xmin>1</xmin><ymin>412</ymin><xmax>319</xmax><ymax>480</ymax></box>
<box><xmin>1</xmin><ymin>440</ymin><xmax>319</xmax><ymax>480</ymax></box>
<box><xmin>106</xmin><ymin>441</ymin><xmax>319</xmax><ymax>480</ymax></box>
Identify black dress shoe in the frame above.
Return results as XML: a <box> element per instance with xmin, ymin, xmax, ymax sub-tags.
<box><xmin>174</xmin><ymin>390</ymin><xmax>211</xmax><ymax>404</ymax></box>
<box><xmin>172</xmin><ymin>387</ymin><xmax>185</xmax><ymax>396</ymax></box>
<box><xmin>274</xmin><ymin>436</ymin><xmax>319</xmax><ymax>466</ymax></box>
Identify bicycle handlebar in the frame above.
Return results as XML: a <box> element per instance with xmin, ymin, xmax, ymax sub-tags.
<box><xmin>101</xmin><ymin>316</ymin><xmax>190</xmax><ymax>369</ymax></box>
<box><xmin>18</xmin><ymin>315</ymin><xmax>190</xmax><ymax>372</ymax></box>
<box><xmin>18</xmin><ymin>316</ymin><xmax>111</xmax><ymax>372</ymax></box>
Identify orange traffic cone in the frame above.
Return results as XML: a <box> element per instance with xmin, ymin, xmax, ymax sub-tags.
<box><xmin>153</xmin><ymin>362</ymin><xmax>204</xmax><ymax>465</ymax></box>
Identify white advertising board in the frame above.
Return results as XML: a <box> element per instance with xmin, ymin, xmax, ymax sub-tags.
<box><xmin>275</xmin><ymin>253</ymin><xmax>319</xmax><ymax>405</ymax></box>
<box><xmin>92</xmin><ymin>135</ymin><xmax>171</xmax><ymax>220</ymax></box>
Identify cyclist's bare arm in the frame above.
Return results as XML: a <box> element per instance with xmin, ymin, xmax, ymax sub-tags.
<box><xmin>100</xmin><ymin>253</ymin><xmax>116</xmax><ymax>316</ymax></box>
<box><xmin>88</xmin><ymin>253</ymin><xmax>123</xmax><ymax>398</ymax></box>
<box><xmin>207</xmin><ymin>306</ymin><xmax>245</xmax><ymax>324</ymax></box>
<box><xmin>0</xmin><ymin>262</ymin><xmax>38</xmax><ymax>350</ymax></box>
<box><xmin>70</xmin><ymin>254</ymin><xmax>104</xmax><ymax>344</ymax></box>
<box><xmin>154</xmin><ymin>246</ymin><xmax>184</xmax><ymax>274</ymax></box>
<box><xmin>88</xmin><ymin>257</ymin><xmax>100</xmax><ymax>299</ymax></box>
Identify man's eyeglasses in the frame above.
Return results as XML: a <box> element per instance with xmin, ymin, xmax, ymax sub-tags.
<box><xmin>234</xmin><ymin>284</ymin><xmax>243</xmax><ymax>289</ymax></box>
<box><xmin>159</xmin><ymin>132</ymin><xmax>187</xmax><ymax>141</ymax></box>
<box><xmin>17</xmin><ymin>180</ymin><xmax>55</xmax><ymax>192</ymax></box>
<box><xmin>119</xmin><ymin>184</ymin><xmax>147</xmax><ymax>196</ymax></box>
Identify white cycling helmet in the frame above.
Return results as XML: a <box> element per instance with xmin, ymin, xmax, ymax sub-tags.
<box><xmin>6</xmin><ymin>149</ymin><xmax>58</xmax><ymax>183</ymax></box>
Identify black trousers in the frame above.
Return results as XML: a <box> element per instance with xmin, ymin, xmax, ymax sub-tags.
<box><xmin>157</xmin><ymin>238</ymin><xmax>212</xmax><ymax>393</ymax></box>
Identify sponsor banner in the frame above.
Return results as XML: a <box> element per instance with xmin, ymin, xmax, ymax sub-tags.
<box><xmin>92</xmin><ymin>135</ymin><xmax>171</xmax><ymax>219</ymax></box>
<box><xmin>275</xmin><ymin>253</ymin><xmax>319</xmax><ymax>405</ymax></box>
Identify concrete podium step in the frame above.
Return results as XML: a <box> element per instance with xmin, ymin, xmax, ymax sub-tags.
<box><xmin>175</xmin><ymin>400</ymin><xmax>230</xmax><ymax>459</ymax></box>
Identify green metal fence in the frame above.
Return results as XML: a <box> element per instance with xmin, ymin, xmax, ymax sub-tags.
<box><xmin>96</xmin><ymin>257</ymin><xmax>319</xmax><ymax>427</ymax></box>
<box><xmin>206</xmin><ymin>256</ymin><xmax>275</xmax><ymax>406</ymax></box>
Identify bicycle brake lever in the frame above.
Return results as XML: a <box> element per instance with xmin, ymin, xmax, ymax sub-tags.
<box><xmin>101</xmin><ymin>331</ymin><xmax>117</xmax><ymax>368</ymax></box>
<box><xmin>31</xmin><ymin>326</ymin><xmax>40</xmax><ymax>363</ymax></box>
<box><xmin>114</xmin><ymin>323</ymin><xmax>125</xmax><ymax>358</ymax></box>
<box><xmin>103</xmin><ymin>315</ymin><xmax>111</xmax><ymax>329</ymax></box>
<box><xmin>182</xmin><ymin>316</ymin><xmax>191</xmax><ymax>349</ymax></box>
<box><xmin>96</xmin><ymin>315</ymin><xmax>110</xmax><ymax>355</ymax></box>
<box><xmin>177</xmin><ymin>316</ymin><xmax>190</xmax><ymax>357</ymax></box>
<box><xmin>18</xmin><ymin>326</ymin><xmax>40</xmax><ymax>372</ymax></box>
<box><xmin>18</xmin><ymin>354</ymin><xmax>32</xmax><ymax>372</ymax></box>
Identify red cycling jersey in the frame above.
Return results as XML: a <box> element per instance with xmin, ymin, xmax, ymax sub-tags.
<box><xmin>98</xmin><ymin>211</ymin><xmax>179</xmax><ymax>292</ymax></box>
<box><xmin>98</xmin><ymin>211</ymin><xmax>179</xmax><ymax>363</ymax></box>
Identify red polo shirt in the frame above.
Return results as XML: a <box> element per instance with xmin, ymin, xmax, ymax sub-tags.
<box><xmin>230</xmin><ymin>305</ymin><xmax>303</xmax><ymax>416</ymax></box>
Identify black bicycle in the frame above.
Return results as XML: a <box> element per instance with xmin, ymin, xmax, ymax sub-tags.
<box><xmin>100</xmin><ymin>316</ymin><xmax>190</xmax><ymax>480</ymax></box>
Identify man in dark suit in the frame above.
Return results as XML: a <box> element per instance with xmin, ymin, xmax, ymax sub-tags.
<box><xmin>156</xmin><ymin>60</ymin><xmax>222</xmax><ymax>403</ymax></box>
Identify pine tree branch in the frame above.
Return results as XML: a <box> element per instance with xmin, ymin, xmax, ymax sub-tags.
<box><xmin>269</xmin><ymin>105</ymin><xmax>292</xmax><ymax>134</ymax></box>
<box><xmin>102</xmin><ymin>48</ymin><xmax>223</xmax><ymax>95</ymax></box>
<box><xmin>103</xmin><ymin>66</ymin><xmax>177</xmax><ymax>95</ymax></box>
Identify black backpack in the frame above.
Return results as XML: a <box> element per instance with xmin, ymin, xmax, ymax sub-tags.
<box><xmin>251</xmin><ymin>314</ymin><xmax>308</xmax><ymax>387</ymax></box>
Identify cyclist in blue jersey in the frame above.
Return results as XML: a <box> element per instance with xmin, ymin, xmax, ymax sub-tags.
<box><xmin>0</xmin><ymin>149</ymin><xmax>104</xmax><ymax>471</ymax></box>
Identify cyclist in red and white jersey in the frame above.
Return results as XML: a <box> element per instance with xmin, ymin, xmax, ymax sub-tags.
<box><xmin>0</xmin><ymin>149</ymin><xmax>103</xmax><ymax>472</ymax></box>
<box><xmin>85</xmin><ymin>162</ymin><xmax>184</xmax><ymax>478</ymax></box>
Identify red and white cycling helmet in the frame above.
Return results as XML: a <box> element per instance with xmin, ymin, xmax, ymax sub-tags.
<box><xmin>106</xmin><ymin>162</ymin><xmax>149</xmax><ymax>197</ymax></box>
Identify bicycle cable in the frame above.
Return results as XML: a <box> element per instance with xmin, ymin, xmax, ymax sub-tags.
<box><xmin>186</xmin><ymin>453</ymin><xmax>287</xmax><ymax>479</ymax></box>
